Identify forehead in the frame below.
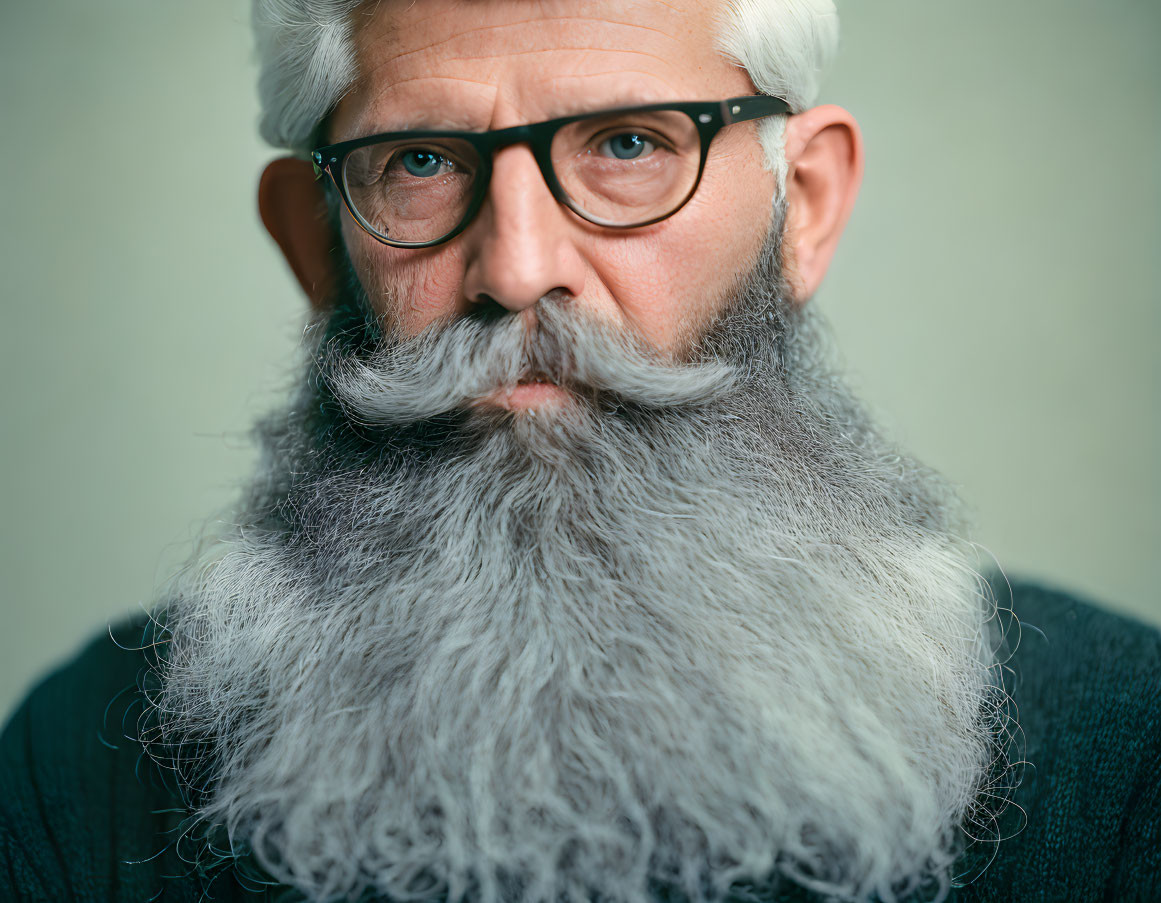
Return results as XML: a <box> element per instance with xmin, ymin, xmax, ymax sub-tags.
<box><xmin>333</xmin><ymin>0</ymin><xmax>749</xmax><ymax>138</ymax></box>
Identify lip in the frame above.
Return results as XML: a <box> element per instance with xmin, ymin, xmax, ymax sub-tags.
<box><xmin>481</xmin><ymin>379</ymin><xmax>573</xmax><ymax>411</ymax></box>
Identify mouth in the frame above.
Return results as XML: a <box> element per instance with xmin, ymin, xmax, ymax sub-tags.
<box><xmin>480</xmin><ymin>371</ymin><xmax>573</xmax><ymax>411</ymax></box>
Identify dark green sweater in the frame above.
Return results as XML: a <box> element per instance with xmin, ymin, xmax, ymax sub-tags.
<box><xmin>3</xmin><ymin>582</ymin><xmax>1158</xmax><ymax>902</ymax></box>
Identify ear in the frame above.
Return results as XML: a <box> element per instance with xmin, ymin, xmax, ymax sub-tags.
<box><xmin>258</xmin><ymin>157</ymin><xmax>339</xmax><ymax>311</ymax></box>
<box><xmin>782</xmin><ymin>105</ymin><xmax>864</xmax><ymax>303</ymax></box>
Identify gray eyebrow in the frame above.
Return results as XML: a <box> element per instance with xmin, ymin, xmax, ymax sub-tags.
<box><xmin>358</xmin><ymin>96</ymin><xmax>679</xmax><ymax>141</ymax></box>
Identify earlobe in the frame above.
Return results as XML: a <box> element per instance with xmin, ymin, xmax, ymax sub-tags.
<box><xmin>258</xmin><ymin>157</ymin><xmax>339</xmax><ymax>310</ymax></box>
<box><xmin>782</xmin><ymin>105</ymin><xmax>864</xmax><ymax>304</ymax></box>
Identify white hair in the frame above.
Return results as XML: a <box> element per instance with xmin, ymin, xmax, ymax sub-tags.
<box><xmin>252</xmin><ymin>0</ymin><xmax>364</xmax><ymax>151</ymax></box>
<box><xmin>715</xmin><ymin>1</ymin><xmax>840</xmax><ymax>189</ymax></box>
<box><xmin>252</xmin><ymin>0</ymin><xmax>839</xmax><ymax>186</ymax></box>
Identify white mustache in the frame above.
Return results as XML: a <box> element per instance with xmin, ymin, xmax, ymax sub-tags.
<box><xmin>320</xmin><ymin>295</ymin><xmax>739</xmax><ymax>425</ymax></box>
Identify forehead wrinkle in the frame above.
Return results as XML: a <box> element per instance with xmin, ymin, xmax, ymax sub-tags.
<box><xmin>354</xmin><ymin>43</ymin><xmax>688</xmax><ymax>129</ymax></box>
<box><xmin>540</xmin><ymin>72</ymin><xmax>684</xmax><ymax>104</ymax></box>
<box><xmin>536</xmin><ymin>63</ymin><xmax>686</xmax><ymax>90</ymax></box>
<box><xmin>396</xmin><ymin>13</ymin><xmax>685</xmax><ymax>51</ymax></box>
<box><xmin>359</xmin><ymin>46</ymin><xmax>685</xmax><ymax>107</ymax></box>
<box><xmin>547</xmin><ymin>70</ymin><xmax>689</xmax><ymax>86</ymax></box>
<box><xmin>422</xmin><ymin>46</ymin><xmax>677</xmax><ymax>67</ymax></box>
<box><xmin>358</xmin><ymin>15</ymin><xmax>688</xmax><ymax>86</ymax></box>
<box><xmin>348</xmin><ymin>75</ymin><xmax>499</xmax><ymax>136</ymax></box>
<box><xmin>346</xmin><ymin>82</ymin><xmax>492</xmax><ymax>133</ymax></box>
<box><xmin>371</xmin><ymin>73</ymin><xmax>499</xmax><ymax>92</ymax></box>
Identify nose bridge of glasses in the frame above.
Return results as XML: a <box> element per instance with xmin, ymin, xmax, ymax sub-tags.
<box><xmin>476</xmin><ymin>119</ymin><xmax>570</xmax><ymax>203</ymax></box>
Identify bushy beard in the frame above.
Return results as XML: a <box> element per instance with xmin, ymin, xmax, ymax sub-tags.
<box><xmin>147</xmin><ymin>212</ymin><xmax>1012</xmax><ymax>903</ymax></box>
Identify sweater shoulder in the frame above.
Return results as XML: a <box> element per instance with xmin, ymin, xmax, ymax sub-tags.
<box><xmin>1000</xmin><ymin>578</ymin><xmax>1161</xmax><ymax>708</ymax></box>
<box><xmin>1</xmin><ymin>616</ymin><xmax>157</xmax><ymax>782</ymax></box>
<box><xmin>958</xmin><ymin>579</ymin><xmax>1161</xmax><ymax>901</ymax></box>
<box><xmin>998</xmin><ymin>577</ymin><xmax>1160</xmax><ymax>787</ymax></box>
<box><xmin>0</xmin><ymin>616</ymin><xmax>207</xmax><ymax>902</ymax></box>
<box><xmin>1005</xmin><ymin>578</ymin><xmax>1161</xmax><ymax>655</ymax></box>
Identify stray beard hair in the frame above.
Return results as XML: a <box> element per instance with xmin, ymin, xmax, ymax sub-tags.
<box><xmin>146</xmin><ymin>206</ymin><xmax>1014</xmax><ymax>903</ymax></box>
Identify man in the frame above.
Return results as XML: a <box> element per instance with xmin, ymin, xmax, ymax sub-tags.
<box><xmin>2</xmin><ymin>0</ymin><xmax>1158</xmax><ymax>900</ymax></box>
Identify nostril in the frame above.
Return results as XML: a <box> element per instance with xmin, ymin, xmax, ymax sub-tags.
<box><xmin>540</xmin><ymin>287</ymin><xmax>574</xmax><ymax>305</ymax></box>
<box><xmin>469</xmin><ymin>293</ymin><xmax>509</xmax><ymax>323</ymax></box>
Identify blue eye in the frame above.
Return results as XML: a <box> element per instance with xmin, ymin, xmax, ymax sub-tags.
<box><xmin>400</xmin><ymin>150</ymin><xmax>448</xmax><ymax>177</ymax></box>
<box><xmin>600</xmin><ymin>133</ymin><xmax>653</xmax><ymax>160</ymax></box>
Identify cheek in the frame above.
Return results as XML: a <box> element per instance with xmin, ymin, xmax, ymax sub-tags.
<box><xmin>594</xmin><ymin>230</ymin><xmax>710</xmax><ymax>349</ymax></box>
<box><xmin>345</xmin><ymin>226</ymin><xmax>467</xmax><ymax>334</ymax></box>
<box><xmin>593</xmin><ymin>159</ymin><xmax>774</xmax><ymax>351</ymax></box>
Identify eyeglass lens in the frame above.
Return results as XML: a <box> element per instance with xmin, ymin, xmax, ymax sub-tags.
<box><xmin>340</xmin><ymin>109</ymin><xmax>702</xmax><ymax>244</ymax></box>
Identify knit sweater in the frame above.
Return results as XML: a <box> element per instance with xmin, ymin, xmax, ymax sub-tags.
<box><xmin>2</xmin><ymin>581</ymin><xmax>1158</xmax><ymax>902</ymax></box>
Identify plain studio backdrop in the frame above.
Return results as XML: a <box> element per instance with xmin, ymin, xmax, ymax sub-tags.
<box><xmin>1</xmin><ymin>0</ymin><xmax>1158</xmax><ymax>720</ymax></box>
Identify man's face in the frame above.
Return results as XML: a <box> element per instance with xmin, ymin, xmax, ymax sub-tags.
<box><xmin>329</xmin><ymin>0</ymin><xmax>776</xmax><ymax>371</ymax></box>
<box><xmin>149</xmin><ymin>5</ymin><xmax>999</xmax><ymax>900</ymax></box>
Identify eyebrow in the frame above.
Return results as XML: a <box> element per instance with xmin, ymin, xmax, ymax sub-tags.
<box><xmin>365</xmin><ymin>115</ymin><xmax>483</xmax><ymax>135</ymax></box>
<box><xmin>550</xmin><ymin>85</ymin><xmax>673</xmax><ymax>117</ymax></box>
<box><xmin>354</xmin><ymin>92</ymin><xmax>684</xmax><ymax>140</ymax></box>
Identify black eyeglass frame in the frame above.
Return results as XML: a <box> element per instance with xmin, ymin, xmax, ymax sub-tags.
<box><xmin>311</xmin><ymin>94</ymin><xmax>791</xmax><ymax>249</ymax></box>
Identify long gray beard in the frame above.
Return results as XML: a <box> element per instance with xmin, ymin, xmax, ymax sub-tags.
<box><xmin>147</xmin><ymin>216</ymin><xmax>1011</xmax><ymax>903</ymax></box>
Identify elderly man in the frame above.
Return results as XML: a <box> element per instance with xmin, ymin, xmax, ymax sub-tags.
<box><xmin>2</xmin><ymin>1</ymin><xmax>1158</xmax><ymax>901</ymax></box>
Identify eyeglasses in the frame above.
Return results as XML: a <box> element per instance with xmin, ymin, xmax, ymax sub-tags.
<box><xmin>311</xmin><ymin>95</ymin><xmax>790</xmax><ymax>249</ymax></box>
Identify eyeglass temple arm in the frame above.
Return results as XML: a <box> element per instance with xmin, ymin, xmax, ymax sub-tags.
<box><xmin>722</xmin><ymin>95</ymin><xmax>792</xmax><ymax>125</ymax></box>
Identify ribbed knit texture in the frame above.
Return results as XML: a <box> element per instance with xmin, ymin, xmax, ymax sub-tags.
<box><xmin>3</xmin><ymin>581</ymin><xmax>1158</xmax><ymax>902</ymax></box>
<box><xmin>952</xmin><ymin>583</ymin><xmax>1160</xmax><ymax>901</ymax></box>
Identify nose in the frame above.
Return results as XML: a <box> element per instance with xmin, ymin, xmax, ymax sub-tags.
<box><xmin>460</xmin><ymin>144</ymin><xmax>586</xmax><ymax>313</ymax></box>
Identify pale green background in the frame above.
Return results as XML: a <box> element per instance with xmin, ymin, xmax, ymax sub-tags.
<box><xmin>2</xmin><ymin>1</ymin><xmax>1158</xmax><ymax>721</ymax></box>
